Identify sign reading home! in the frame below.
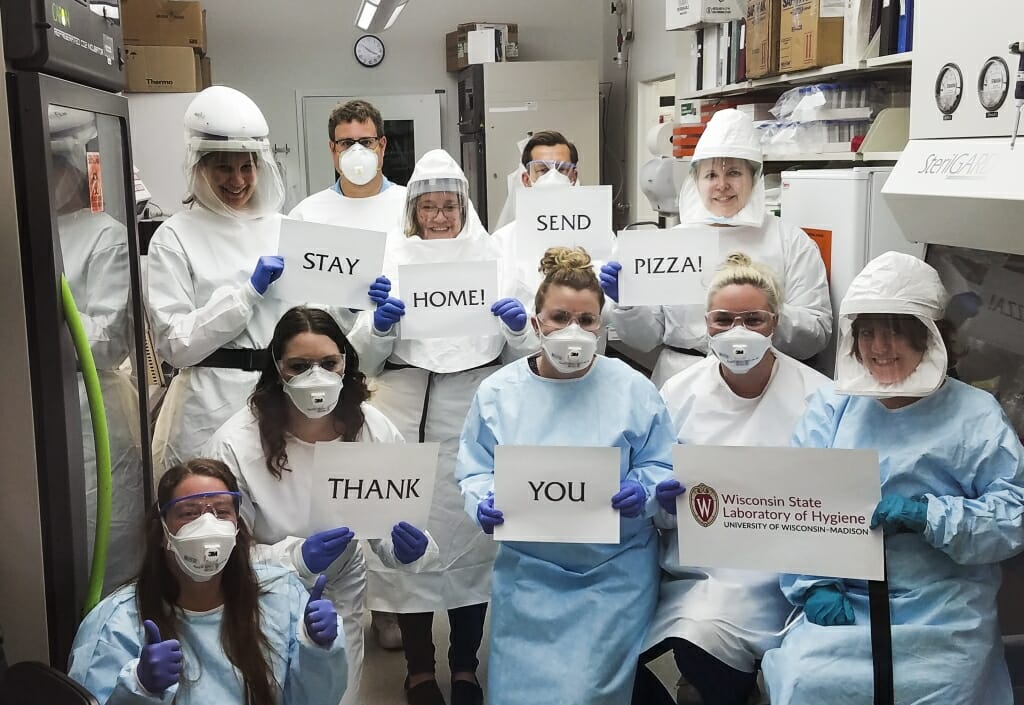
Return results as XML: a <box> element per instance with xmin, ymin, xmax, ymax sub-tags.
<box><xmin>398</xmin><ymin>259</ymin><xmax>500</xmax><ymax>339</ymax></box>
<box><xmin>615</xmin><ymin>228</ymin><xmax>720</xmax><ymax>306</ymax></box>
<box><xmin>515</xmin><ymin>185</ymin><xmax>614</xmax><ymax>267</ymax></box>
<box><xmin>673</xmin><ymin>445</ymin><xmax>884</xmax><ymax>580</ymax></box>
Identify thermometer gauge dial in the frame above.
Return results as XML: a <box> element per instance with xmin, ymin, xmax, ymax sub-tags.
<box><xmin>978</xmin><ymin>57</ymin><xmax>1010</xmax><ymax>112</ymax></box>
<box><xmin>935</xmin><ymin>63</ymin><xmax>964</xmax><ymax>115</ymax></box>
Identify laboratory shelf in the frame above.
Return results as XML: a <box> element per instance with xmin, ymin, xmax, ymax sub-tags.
<box><xmin>865</xmin><ymin>52</ymin><xmax>914</xmax><ymax>68</ymax></box>
<box><xmin>763</xmin><ymin>153</ymin><xmax>858</xmax><ymax>162</ymax></box>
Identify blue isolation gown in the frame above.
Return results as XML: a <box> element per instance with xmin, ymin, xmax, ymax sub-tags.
<box><xmin>68</xmin><ymin>564</ymin><xmax>347</xmax><ymax>705</ymax></box>
<box><xmin>456</xmin><ymin>355</ymin><xmax>675</xmax><ymax>705</ymax></box>
<box><xmin>762</xmin><ymin>378</ymin><xmax>1024</xmax><ymax>705</ymax></box>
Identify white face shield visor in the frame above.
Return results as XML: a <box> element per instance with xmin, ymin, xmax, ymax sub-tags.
<box><xmin>679</xmin><ymin>157</ymin><xmax>766</xmax><ymax>228</ymax></box>
<box><xmin>185</xmin><ymin>137</ymin><xmax>285</xmax><ymax>220</ymax></box>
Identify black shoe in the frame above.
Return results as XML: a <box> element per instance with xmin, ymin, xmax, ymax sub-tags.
<box><xmin>405</xmin><ymin>677</ymin><xmax>446</xmax><ymax>705</ymax></box>
<box><xmin>451</xmin><ymin>679</ymin><xmax>483</xmax><ymax>705</ymax></box>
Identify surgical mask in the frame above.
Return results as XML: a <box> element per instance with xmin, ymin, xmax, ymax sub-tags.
<box><xmin>533</xmin><ymin>169</ymin><xmax>573</xmax><ymax>188</ymax></box>
<box><xmin>163</xmin><ymin>513</ymin><xmax>237</xmax><ymax>582</ymax></box>
<box><xmin>338</xmin><ymin>143</ymin><xmax>378</xmax><ymax>186</ymax></box>
<box><xmin>709</xmin><ymin>326</ymin><xmax>772</xmax><ymax>374</ymax></box>
<box><xmin>539</xmin><ymin>323</ymin><xmax>598</xmax><ymax>373</ymax></box>
<box><xmin>281</xmin><ymin>364</ymin><xmax>344</xmax><ymax>418</ymax></box>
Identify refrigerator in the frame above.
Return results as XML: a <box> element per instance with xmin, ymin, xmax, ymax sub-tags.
<box><xmin>0</xmin><ymin>1</ymin><xmax>153</xmax><ymax>667</ymax></box>
<box><xmin>780</xmin><ymin>167</ymin><xmax>926</xmax><ymax>376</ymax></box>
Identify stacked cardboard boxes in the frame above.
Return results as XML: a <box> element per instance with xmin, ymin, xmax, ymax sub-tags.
<box><xmin>445</xmin><ymin>22</ymin><xmax>519</xmax><ymax>73</ymax></box>
<box><xmin>122</xmin><ymin>0</ymin><xmax>212</xmax><ymax>92</ymax></box>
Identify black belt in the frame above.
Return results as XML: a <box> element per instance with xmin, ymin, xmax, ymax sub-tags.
<box><xmin>869</xmin><ymin>566</ymin><xmax>895</xmax><ymax>705</ymax></box>
<box><xmin>664</xmin><ymin>345</ymin><xmax>706</xmax><ymax>357</ymax></box>
<box><xmin>195</xmin><ymin>348</ymin><xmax>270</xmax><ymax>372</ymax></box>
<box><xmin>383</xmin><ymin>356</ymin><xmax>502</xmax><ymax>374</ymax></box>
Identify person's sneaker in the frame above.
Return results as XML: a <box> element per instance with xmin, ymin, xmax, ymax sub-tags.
<box><xmin>404</xmin><ymin>677</ymin><xmax>446</xmax><ymax>705</ymax></box>
<box><xmin>371</xmin><ymin>610</ymin><xmax>403</xmax><ymax>650</ymax></box>
<box><xmin>450</xmin><ymin>679</ymin><xmax>483</xmax><ymax>705</ymax></box>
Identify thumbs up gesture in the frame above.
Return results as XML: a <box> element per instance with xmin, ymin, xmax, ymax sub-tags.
<box><xmin>304</xmin><ymin>574</ymin><xmax>339</xmax><ymax>647</ymax></box>
<box><xmin>137</xmin><ymin>620</ymin><xmax>182</xmax><ymax>694</ymax></box>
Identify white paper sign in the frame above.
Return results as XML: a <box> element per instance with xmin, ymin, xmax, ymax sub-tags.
<box><xmin>493</xmin><ymin>446</ymin><xmax>621</xmax><ymax>544</ymax></box>
<box><xmin>276</xmin><ymin>218</ymin><xmax>386</xmax><ymax>309</ymax></box>
<box><xmin>310</xmin><ymin>442</ymin><xmax>439</xmax><ymax>539</ymax></box>
<box><xmin>969</xmin><ymin>267</ymin><xmax>1024</xmax><ymax>356</ymax></box>
<box><xmin>674</xmin><ymin>445</ymin><xmax>884</xmax><ymax>580</ymax></box>
<box><xmin>515</xmin><ymin>185</ymin><xmax>614</xmax><ymax>269</ymax></box>
<box><xmin>616</xmin><ymin>228</ymin><xmax>721</xmax><ymax>306</ymax></box>
<box><xmin>398</xmin><ymin>260</ymin><xmax>500</xmax><ymax>340</ymax></box>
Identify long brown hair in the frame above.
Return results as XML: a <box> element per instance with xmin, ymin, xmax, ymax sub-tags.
<box><xmin>250</xmin><ymin>307</ymin><xmax>371</xmax><ymax>478</ymax></box>
<box><xmin>136</xmin><ymin>459</ymin><xmax>276</xmax><ymax>705</ymax></box>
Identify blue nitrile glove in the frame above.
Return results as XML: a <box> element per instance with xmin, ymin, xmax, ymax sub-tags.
<box><xmin>870</xmin><ymin>496</ymin><xmax>928</xmax><ymax>536</ymax></box>
<box><xmin>392</xmin><ymin>521</ymin><xmax>429</xmax><ymax>564</ymax></box>
<box><xmin>304</xmin><ymin>575</ymin><xmax>339</xmax><ymax>647</ymax></box>
<box><xmin>368</xmin><ymin>275</ymin><xmax>392</xmax><ymax>305</ymax></box>
<box><xmin>611</xmin><ymin>480</ymin><xmax>646</xmax><ymax>518</ymax></box>
<box><xmin>655</xmin><ymin>479</ymin><xmax>687</xmax><ymax>515</ymax></box>
<box><xmin>599</xmin><ymin>261</ymin><xmax>622</xmax><ymax>303</ymax></box>
<box><xmin>804</xmin><ymin>584</ymin><xmax>854</xmax><ymax>626</ymax></box>
<box><xmin>373</xmin><ymin>297</ymin><xmax>406</xmax><ymax>333</ymax></box>
<box><xmin>477</xmin><ymin>493</ymin><xmax>504</xmax><ymax>535</ymax></box>
<box><xmin>301</xmin><ymin>526</ymin><xmax>355</xmax><ymax>573</ymax></box>
<box><xmin>137</xmin><ymin>620</ymin><xmax>182</xmax><ymax>694</ymax></box>
<box><xmin>490</xmin><ymin>297</ymin><xmax>528</xmax><ymax>332</ymax></box>
<box><xmin>250</xmin><ymin>255</ymin><xmax>285</xmax><ymax>294</ymax></box>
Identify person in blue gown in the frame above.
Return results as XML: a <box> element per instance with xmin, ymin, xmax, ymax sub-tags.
<box><xmin>455</xmin><ymin>245</ymin><xmax>676</xmax><ymax>705</ymax></box>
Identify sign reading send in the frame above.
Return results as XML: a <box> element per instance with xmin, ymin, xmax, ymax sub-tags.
<box><xmin>515</xmin><ymin>185</ymin><xmax>614</xmax><ymax>267</ymax></box>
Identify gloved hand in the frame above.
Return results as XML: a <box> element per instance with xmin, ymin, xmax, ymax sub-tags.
<box><xmin>599</xmin><ymin>261</ymin><xmax>622</xmax><ymax>303</ymax></box>
<box><xmin>491</xmin><ymin>297</ymin><xmax>528</xmax><ymax>332</ymax></box>
<box><xmin>392</xmin><ymin>521</ymin><xmax>429</xmax><ymax>564</ymax></box>
<box><xmin>304</xmin><ymin>574</ymin><xmax>339</xmax><ymax>647</ymax></box>
<box><xmin>870</xmin><ymin>496</ymin><xmax>928</xmax><ymax>536</ymax></box>
<box><xmin>477</xmin><ymin>494</ymin><xmax>504</xmax><ymax>535</ymax></box>
<box><xmin>611</xmin><ymin>480</ymin><xmax>646</xmax><ymax>518</ymax></box>
<box><xmin>655</xmin><ymin>479</ymin><xmax>687</xmax><ymax>515</ymax></box>
<box><xmin>250</xmin><ymin>255</ymin><xmax>285</xmax><ymax>294</ymax></box>
<box><xmin>804</xmin><ymin>584</ymin><xmax>855</xmax><ymax>626</ymax></box>
<box><xmin>373</xmin><ymin>297</ymin><xmax>406</xmax><ymax>333</ymax></box>
<box><xmin>367</xmin><ymin>275</ymin><xmax>392</xmax><ymax>305</ymax></box>
<box><xmin>301</xmin><ymin>526</ymin><xmax>355</xmax><ymax>574</ymax></box>
<box><xmin>137</xmin><ymin>620</ymin><xmax>182</xmax><ymax>694</ymax></box>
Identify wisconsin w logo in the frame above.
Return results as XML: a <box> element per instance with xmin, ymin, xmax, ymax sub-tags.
<box><xmin>689</xmin><ymin>483</ymin><xmax>719</xmax><ymax>527</ymax></box>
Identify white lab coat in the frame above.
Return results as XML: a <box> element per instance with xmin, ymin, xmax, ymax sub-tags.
<box><xmin>647</xmin><ymin>352</ymin><xmax>830</xmax><ymax>671</ymax></box>
<box><xmin>608</xmin><ymin>216</ymin><xmax>833</xmax><ymax>388</ymax></box>
<box><xmin>203</xmin><ymin>402</ymin><xmax>435</xmax><ymax>705</ymax></box>
<box><xmin>147</xmin><ymin>206</ymin><xmax>363</xmax><ymax>472</ymax></box>
<box><xmin>358</xmin><ymin>222</ymin><xmax>537</xmax><ymax>611</ymax></box>
<box><xmin>288</xmin><ymin>184</ymin><xmax>408</xmax><ymax>232</ymax></box>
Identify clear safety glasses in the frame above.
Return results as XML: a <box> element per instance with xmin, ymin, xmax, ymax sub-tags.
<box><xmin>537</xmin><ymin>309</ymin><xmax>602</xmax><ymax>332</ymax></box>
<box><xmin>332</xmin><ymin>136</ymin><xmax>381</xmax><ymax>151</ymax></box>
<box><xmin>706</xmin><ymin>309</ymin><xmax>776</xmax><ymax>333</ymax></box>
<box><xmin>278</xmin><ymin>354</ymin><xmax>346</xmax><ymax>377</ymax></box>
<box><xmin>526</xmin><ymin>159</ymin><xmax>577</xmax><ymax>180</ymax></box>
<box><xmin>160</xmin><ymin>491</ymin><xmax>241</xmax><ymax>522</ymax></box>
<box><xmin>416</xmin><ymin>202</ymin><xmax>460</xmax><ymax>219</ymax></box>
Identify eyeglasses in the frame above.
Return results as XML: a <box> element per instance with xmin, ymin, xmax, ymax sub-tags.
<box><xmin>279</xmin><ymin>354</ymin><xmax>345</xmax><ymax>376</ymax></box>
<box><xmin>538</xmin><ymin>309</ymin><xmax>602</xmax><ymax>332</ymax></box>
<box><xmin>161</xmin><ymin>491</ymin><xmax>241</xmax><ymax>522</ymax></box>
<box><xmin>526</xmin><ymin>159</ymin><xmax>577</xmax><ymax>178</ymax></box>
<box><xmin>416</xmin><ymin>203</ymin><xmax>460</xmax><ymax>218</ymax></box>
<box><xmin>332</xmin><ymin>137</ymin><xmax>381</xmax><ymax>151</ymax></box>
<box><xmin>705</xmin><ymin>310</ymin><xmax>776</xmax><ymax>332</ymax></box>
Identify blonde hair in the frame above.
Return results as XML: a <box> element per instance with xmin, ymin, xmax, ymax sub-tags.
<box><xmin>534</xmin><ymin>246</ymin><xmax>604</xmax><ymax>312</ymax></box>
<box><xmin>706</xmin><ymin>252</ymin><xmax>783</xmax><ymax>314</ymax></box>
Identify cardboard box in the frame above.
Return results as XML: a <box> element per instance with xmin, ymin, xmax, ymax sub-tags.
<box><xmin>125</xmin><ymin>46</ymin><xmax>200</xmax><ymax>93</ymax></box>
<box><xmin>667</xmin><ymin>0</ymin><xmax>745</xmax><ymax>31</ymax></box>
<box><xmin>121</xmin><ymin>0</ymin><xmax>207</xmax><ymax>54</ymax></box>
<box><xmin>779</xmin><ymin>0</ymin><xmax>844</xmax><ymax>72</ymax></box>
<box><xmin>746</xmin><ymin>0</ymin><xmax>782</xmax><ymax>78</ymax></box>
<box><xmin>445</xmin><ymin>22</ymin><xmax>519</xmax><ymax>72</ymax></box>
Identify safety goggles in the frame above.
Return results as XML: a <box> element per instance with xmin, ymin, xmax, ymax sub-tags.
<box><xmin>332</xmin><ymin>136</ymin><xmax>381</xmax><ymax>151</ymax></box>
<box><xmin>278</xmin><ymin>354</ymin><xmax>346</xmax><ymax>377</ymax></box>
<box><xmin>160</xmin><ymin>491</ymin><xmax>241</xmax><ymax>522</ymax></box>
<box><xmin>526</xmin><ymin>159</ymin><xmax>577</xmax><ymax>179</ymax></box>
<box><xmin>705</xmin><ymin>310</ymin><xmax>776</xmax><ymax>332</ymax></box>
<box><xmin>537</xmin><ymin>309</ymin><xmax>602</xmax><ymax>332</ymax></box>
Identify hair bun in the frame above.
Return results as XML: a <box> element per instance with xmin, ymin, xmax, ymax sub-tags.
<box><xmin>723</xmin><ymin>252</ymin><xmax>752</xmax><ymax>268</ymax></box>
<box><xmin>538</xmin><ymin>246</ymin><xmax>593</xmax><ymax>276</ymax></box>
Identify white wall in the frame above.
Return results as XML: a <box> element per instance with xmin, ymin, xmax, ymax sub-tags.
<box><xmin>203</xmin><ymin>1</ymin><xmax>605</xmax><ymax>208</ymax></box>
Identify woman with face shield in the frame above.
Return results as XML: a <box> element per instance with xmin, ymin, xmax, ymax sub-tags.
<box><xmin>203</xmin><ymin>307</ymin><xmax>435</xmax><ymax>705</ymax></box>
<box><xmin>600</xmin><ymin>109</ymin><xmax>833</xmax><ymax>388</ymax></box>
<box><xmin>631</xmin><ymin>253</ymin><xmax>829</xmax><ymax>705</ymax></box>
<box><xmin>759</xmin><ymin>252</ymin><xmax>1024</xmax><ymax>705</ymax></box>
<box><xmin>455</xmin><ymin>246</ymin><xmax>676</xmax><ymax>705</ymax></box>
<box><xmin>348</xmin><ymin>149</ymin><xmax>535</xmax><ymax>705</ymax></box>
<box><xmin>68</xmin><ymin>459</ymin><xmax>349</xmax><ymax>705</ymax></box>
<box><xmin>147</xmin><ymin>87</ymin><xmax>390</xmax><ymax>475</ymax></box>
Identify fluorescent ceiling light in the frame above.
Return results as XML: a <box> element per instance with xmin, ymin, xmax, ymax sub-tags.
<box><xmin>355</xmin><ymin>0</ymin><xmax>408</xmax><ymax>32</ymax></box>
<box><xmin>383</xmin><ymin>3</ymin><xmax>406</xmax><ymax>30</ymax></box>
<box><xmin>356</xmin><ymin>1</ymin><xmax>379</xmax><ymax>30</ymax></box>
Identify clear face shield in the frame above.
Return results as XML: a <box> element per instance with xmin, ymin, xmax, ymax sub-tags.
<box><xmin>404</xmin><ymin>177</ymin><xmax>469</xmax><ymax>239</ymax></box>
<box><xmin>836</xmin><ymin>313</ymin><xmax>947</xmax><ymax>398</ymax></box>
<box><xmin>185</xmin><ymin>137</ymin><xmax>285</xmax><ymax>220</ymax></box>
<box><xmin>680</xmin><ymin>157</ymin><xmax>765</xmax><ymax>228</ymax></box>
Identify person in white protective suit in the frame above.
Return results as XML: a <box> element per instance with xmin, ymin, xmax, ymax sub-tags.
<box><xmin>148</xmin><ymin>86</ymin><xmax>391</xmax><ymax>473</ymax></box>
<box><xmin>50</xmin><ymin>105</ymin><xmax>146</xmax><ymax>592</ymax></box>
<box><xmin>600</xmin><ymin>109</ymin><xmax>833</xmax><ymax>388</ymax></box>
<box><xmin>204</xmin><ymin>306</ymin><xmax>437</xmax><ymax>705</ymax></box>
<box><xmin>490</xmin><ymin>135</ymin><xmax>531</xmax><ymax>233</ymax></box>
<box><xmin>631</xmin><ymin>253</ymin><xmax>829</xmax><ymax>705</ymax></box>
<box><xmin>351</xmin><ymin>149</ymin><xmax>537</xmax><ymax>705</ymax></box>
<box><xmin>761</xmin><ymin>251</ymin><xmax>1024</xmax><ymax>705</ymax></box>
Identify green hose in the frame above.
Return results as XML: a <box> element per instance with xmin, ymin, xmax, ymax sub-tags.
<box><xmin>60</xmin><ymin>274</ymin><xmax>112</xmax><ymax>615</ymax></box>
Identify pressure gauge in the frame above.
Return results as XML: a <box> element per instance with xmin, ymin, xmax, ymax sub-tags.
<box><xmin>935</xmin><ymin>63</ymin><xmax>964</xmax><ymax>115</ymax></box>
<box><xmin>978</xmin><ymin>57</ymin><xmax>1010</xmax><ymax>112</ymax></box>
